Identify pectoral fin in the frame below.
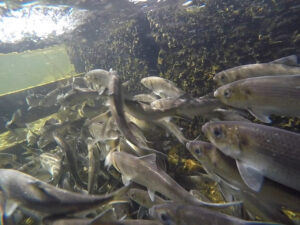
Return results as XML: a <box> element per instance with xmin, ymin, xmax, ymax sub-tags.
<box><xmin>121</xmin><ymin>175</ymin><xmax>131</xmax><ymax>186</ymax></box>
<box><xmin>248</xmin><ymin>108</ymin><xmax>271</xmax><ymax>123</ymax></box>
<box><xmin>137</xmin><ymin>206</ymin><xmax>148</xmax><ymax>219</ymax></box>
<box><xmin>139</xmin><ymin>154</ymin><xmax>158</xmax><ymax>170</ymax></box>
<box><xmin>147</xmin><ymin>189</ymin><xmax>155</xmax><ymax>202</ymax></box>
<box><xmin>236</xmin><ymin>160</ymin><xmax>264</xmax><ymax>192</ymax></box>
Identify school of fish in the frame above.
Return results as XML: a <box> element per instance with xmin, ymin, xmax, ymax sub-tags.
<box><xmin>1</xmin><ymin>55</ymin><xmax>300</xmax><ymax>225</ymax></box>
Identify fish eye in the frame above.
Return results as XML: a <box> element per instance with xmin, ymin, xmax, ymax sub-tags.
<box><xmin>160</xmin><ymin>213</ymin><xmax>170</xmax><ymax>222</ymax></box>
<box><xmin>220</xmin><ymin>74</ymin><xmax>225</xmax><ymax>81</ymax></box>
<box><xmin>213</xmin><ymin>127</ymin><xmax>223</xmax><ymax>139</ymax></box>
<box><xmin>195</xmin><ymin>149</ymin><xmax>201</xmax><ymax>155</ymax></box>
<box><xmin>223</xmin><ymin>89</ymin><xmax>231</xmax><ymax>98</ymax></box>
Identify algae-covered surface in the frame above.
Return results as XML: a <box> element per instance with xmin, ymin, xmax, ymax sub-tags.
<box><xmin>0</xmin><ymin>45</ymin><xmax>76</xmax><ymax>95</ymax></box>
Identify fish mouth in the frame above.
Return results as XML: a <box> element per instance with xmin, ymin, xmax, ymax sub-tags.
<box><xmin>148</xmin><ymin>206</ymin><xmax>156</xmax><ymax>218</ymax></box>
<box><xmin>213</xmin><ymin>90</ymin><xmax>219</xmax><ymax>98</ymax></box>
<box><xmin>201</xmin><ymin>123</ymin><xmax>208</xmax><ymax>134</ymax></box>
<box><xmin>186</xmin><ymin>142</ymin><xmax>191</xmax><ymax>150</ymax></box>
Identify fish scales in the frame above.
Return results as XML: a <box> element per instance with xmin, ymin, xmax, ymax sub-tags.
<box><xmin>202</xmin><ymin>121</ymin><xmax>300</xmax><ymax>192</ymax></box>
<box><xmin>214</xmin><ymin>75</ymin><xmax>300</xmax><ymax>122</ymax></box>
<box><xmin>235</xmin><ymin>75</ymin><xmax>300</xmax><ymax>98</ymax></box>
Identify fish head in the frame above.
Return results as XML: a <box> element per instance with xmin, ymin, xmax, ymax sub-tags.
<box><xmin>186</xmin><ymin>140</ymin><xmax>217</xmax><ymax>163</ymax></box>
<box><xmin>213</xmin><ymin>71</ymin><xmax>231</xmax><ymax>86</ymax></box>
<box><xmin>105</xmin><ymin>151</ymin><xmax>133</xmax><ymax>174</ymax></box>
<box><xmin>149</xmin><ymin>204</ymin><xmax>179</xmax><ymax>225</ymax></box>
<box><xmin>202</xmin><ymin>122</ymin><xmax>241</xmax><ymax>158</ymax></box>
<box><xmin>140</xmin><ymin>77</ymin><xmax>151</xmax><ymax>89</ymax></box>
<box><xmin>214</xmin><ymin>82</ymin><xmax>247</xmax><ymax>108</ymax></box>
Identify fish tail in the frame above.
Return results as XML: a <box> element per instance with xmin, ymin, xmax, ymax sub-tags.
<box><xmin>108</xmin><ymin>185</ymin><xmax>131</xmax><ymax>204</ymax></box>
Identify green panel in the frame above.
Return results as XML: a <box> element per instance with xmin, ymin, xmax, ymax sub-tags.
<box><xmin>0</xmin><ymin>45</ymin><xmax>76</xmax><ymax>94</ymax></box>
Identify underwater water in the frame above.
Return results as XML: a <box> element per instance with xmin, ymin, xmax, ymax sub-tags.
<box><xmin>0</xmin><ymin>0</ymin><xmax>299</xmax><ymax>224</ymax></box>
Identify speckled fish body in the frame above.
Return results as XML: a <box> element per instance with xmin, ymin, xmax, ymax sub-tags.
<box><xmin>186</xmin><ymin>140</ymin><xmax>300</xmax><ymax>212</ymax></box>
<box><xmin>214</xmin><ymin>55</ymin><xmax>300</xmax><ymax>86</ymax></box>
<box><xmin>214</xmin><ymin>75</ymin><xmax>300</xmax><ymax>123</ymax></box>
<box><xmin>202</xmin><ymin>121</ymin><xmax>300</xmax><ymax>192</ymax></box>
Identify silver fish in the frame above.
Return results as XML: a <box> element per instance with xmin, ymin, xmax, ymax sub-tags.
<box><xmin>6</xmin><ymin>106</ymin><xmax>59</xmax><ymax>129</ymax></box>
<box><xmin>214</xmin><ymin>75</ymin><xmax>300</xmax><ymax>123</ymax></box>
<box><xmin>108</xmin><ymin>72</ymin><xmax>165</xmax><ymax>157</ymax></box>
<box><xmin>214</xmin><ymin>55</ymin><xmax>300</xmax><ymax>86</ymax></box>
<box><xmin>202</xmin><ymin>121</ymin><xmax>300</xmax><ymax>192</ymax></box>
<box><xmin>40</xmin><ymin>152</ymin><xmax>62</xmax><ymax>182</ymax></box>
<box><xmin>53</xmin><ymin>132</ymin><xmax>86</xmax><ymax>189</ymax></box>
<box><xmin>124</xmin><ymin>99</ymin><xmax>177</xmax><ymax>121</ymax></box>
<box><xmin>57</xmin><ymin>87</ymin><xmax>100</xmax><ymax>107</ymax></box>
<box><xmin>106</xmin><ymin>151</ymin><xmax>241</xmax><ymax>208</ymax></box>
<box><xmin>84</xmin><ymin>69</ymin><xmax>112</xmax><ymax>93</ymax></box>
<box><xmin>141</xmin><ymin>76</ymin><xmax>185</xmax><ymax>98</ymax></box>
<box><xmin>133</xmin><ymin>94</ymin><xmax>158</xmax><ymax>103</ymax></box>
<box><xmin>156</xmin><ymin>119</ymin><xmax>188</xmax><ymax>144</ymax></box>
<box><xmin>186</xmin><ymin>140</ymin><xmax>300</xmax><ymax>212</ymax></box>
<box><xmin>0</xmin><ymin>169</ymin><xmax>128</xmax><ymax>223</ymax></box>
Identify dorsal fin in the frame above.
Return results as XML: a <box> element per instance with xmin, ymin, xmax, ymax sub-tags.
<box><xmin>270</xmin><ymin>55</ymin><xmax>298</xmax><ymax>66</ymax></box>
<box><xmin>139</xmin><ymin>154</ymin><xmax>157</xmax><ymax>169</ymax></box>
<box><xmin>28</xmin><ymin>181</ymin><xmax>60</xmax><ymax>203</ymax></box>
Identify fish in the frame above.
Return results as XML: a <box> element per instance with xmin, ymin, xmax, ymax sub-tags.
<box><xmin>202</xmin><ymin>121</ymin><xmax>300</xmax><ymax>192</ymax></box>
<box><xmin>38</xmin><ymin>119</ymin><xmax>84</xmax><ymax>148</ymax></box>
<box><xmin>149</xmin><ymin>203</ymin><xmax>283</xmax><ymax>225</ymax></box>
<box><xmin>84</xmin><ymin>69</ymin><xmax>112</xmax><ymax>93</ymax></box>
<box><xmin>213</xmin><ymin>55</ymin><xmax>300</xmax><ymax>86</ymax></box>
<box><xmin>150</xmin><ymin>97</ymin><xmax>187</xmax><ymax>112</ymax></box>
<box><xmin>186</xmin><ymin>140</ymin><xmax>300</xmax><ymax>212</ymax></box>
<box><xmin>106</xmin><ymin>151</ymin><xmax>241</xmax><ymax>208</ymax></box>
<box><xmin>108</xmin><ymin>71</ymin><xmax>166</xmax><ymax>157</ymax></box>
<box><xmin>140</xmin><ymin>76</ymin><xmax>185</xmax><ymax>98</ymax></box>
<box><xmin>53</xmin><ymin>132</ymin><xmax>87</xmax><ymax>189</ymax></box>
<box><xmin>84</xmin><ymin>110</ymin><xmax>112</xmax><ymax>127</ymax></box>
<box><xmin>124</xmin><ymin>99</ymin><xmax>178</xmax><ymax>121</ymax></box>
<box><xmin>89</xmin><ymin>119</ymin><xmax>119</xmax><ymax>143</ymax></box>
<box><xmin>44</xmin><ymin>218</ymin><xmax>162</xmax><ymax>225</ymax></box>
<box><xmin>0</xmin><ymin>153</ymin><xmax>19</xmax><ymax>168</ymax></box>
<box><xmin>214</xmin><ymin>75</ymin><xmax>300</xmax><ymax>123</ymax></box>
<box><xmin>26</xmin><ymin>84</ymin><xmax>72</xmax><ymax>109</ymax></box>
<box><xmin>87</xmin><ymin>138</ymin><xmax>101</xmax><ymax>194</ymax></box>
<box><xmin>57</xmin><ymin>87</ymin><xmax>100</xmax><ymax>107</ymax></box>
<box><xmin>156</xmin><ymin>119</ymin><xmax>189</xmax><ymax>144</ymax></box>
<box><xmin>150</xmin><ymin>94</ymin><xmax>226</xmax><ymax>119</ymax></box>
<box><xmin>0</xmin><ymin>169</ymin><xmax>128</xmax><ymax>223</ymax></box>
<box><xmin>5</xmin><ymin>106</ymin><xmax>60</xmax><ymax>129</ymax></box>
<box><xmin>26</xmin><ymin>129</ymin><xmax>39</xmax><ymax>146</ymax></box>
<box><xmin>25</xmin><ymin>93</ymin><xmax>44</xmax><ymax>108</ymax></box>
<box><xmin>39</xmin><ymin>152</ymin><xmax>63</xmax><ymax>182</ymax></box>
<box><xmin>127</xmin><ymin>188</ymin><xmax>167</xmax><ymax>209</ymax></box>
<box><xmin>133</xmin><ymin>94</ymin><xmax>158</xmax><ymax>103</ymax></box>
